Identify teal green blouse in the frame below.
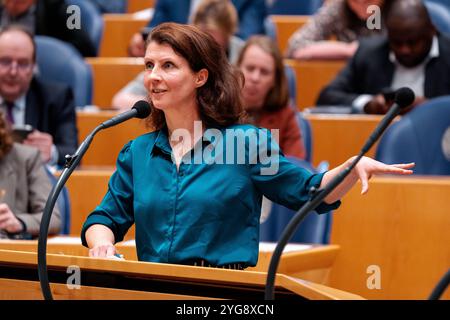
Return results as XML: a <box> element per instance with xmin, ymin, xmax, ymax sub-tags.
<box><xmin>81</xmin><ymin>124</ymin><xmax>340</xmax><ymax>267</ymax></box>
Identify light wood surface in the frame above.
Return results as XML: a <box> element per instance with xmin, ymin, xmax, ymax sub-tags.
<box><xmin>127</xmin><ymin>0</ymin><xmax>154</xmax><ymax>13</ymax></box>
<box><xmin>329</xmin><ymin>176</ymin><xmax>450</xmax><ymax>300</ymax></box>
<box><xmin>99</xmin><ymin>14</ymin><xmax>149</xmax><ymax>57</ymax></box>
<box><xmin>0</xmin><ymin>248</ymin><xmax>361</xmax><ymax>300</ymax></box>
<box><xmin>270</xmin><ymin>15</ymin><xmax>310</xmax><ymax>54</ymax></box>
<box><xmin>285</xmin><ymin>59</ymin><xmax>346</xmax><ymax>109</ymax></box>
<box><xmin>86</xmin><ymin>57</ymin><xmax>145</xmax><ymax>108</ymax></box>
<box><xmin>0</xmin><ymin>239</ymin><xmax>338</xmax><ymax>273</ymax></box>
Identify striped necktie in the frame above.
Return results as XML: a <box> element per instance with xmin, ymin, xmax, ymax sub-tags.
<box><xmin>3</xmin><ymin>101</ymin><xmax>14</xmax><ymax>124</ymax></box>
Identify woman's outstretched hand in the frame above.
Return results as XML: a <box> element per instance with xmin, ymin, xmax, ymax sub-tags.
<box><xmin>322</xmin><ymin>156</ymin><xmax>415</xmax><ymax>204</ymax></box>
<box><xmin>352</xmin><ymin>157</ymin><xmax>415</xmax><ymax>194</ymax></box>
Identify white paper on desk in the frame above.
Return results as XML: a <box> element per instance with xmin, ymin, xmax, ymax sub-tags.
<box><xmin>259</xmin><ymin>242</ymin><xmax>313</xmax><ymax>253</ymax></box>
<box><xmin>47</xmin><ymin>236</ymin><xmax>82</xmax><ymax>244</ymax></box>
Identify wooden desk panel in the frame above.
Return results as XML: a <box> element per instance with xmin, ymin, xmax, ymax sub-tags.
<box><xmin>270</xmin><ymin>15</ymin><xmax>310</xmax><ymax>54</ymax></box>
<box><xmin>77</xmin><ymin>111</ymin><xmax>150</xmax><ymax>166</ymax></box>
<box><xmin>86</xmin><ymin>57</ymin><xmax>144</xmax><ymax>108</ymax></box>
<box><xmin>330</xmin><ymin>176</ymin><xmax>450</xmax><ymax>300</ymax></box>
<box><xmin>127</xmin><ymin>0</ymin><xmax>154</xmax><ymax>13</ymax></box>
<box><xmin>99</xmin><ymin>14</ymin><xmax>149</xmax><ymax>57</ymax></box>
<box><xmin>304</xmin><ymin>114</ymin><xmax>389</xmax><ymax>168</ymax></box>
<box><xmin>285</xmin><ymin>59</ymin><xmax>345</xmax><ymax>109</ymax></box>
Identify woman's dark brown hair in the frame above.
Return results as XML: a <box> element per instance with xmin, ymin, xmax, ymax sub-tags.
<box><xmin>144</xmin><ymin>22</ymin><xmax>245</xmax><ymax>130</ymax></box>
<box><xmin>0</xmin><ymin>113</ymin><xmax>13</xmax><ymax>160</ymax></box>
<box><xmin>236</xmin><ymin>35</ymin><xmax>289</xmax><ymax>112</ymax></box>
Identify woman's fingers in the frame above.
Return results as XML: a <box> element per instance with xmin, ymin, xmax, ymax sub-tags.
<box><xmin>390</xmin><ymin>162</ymin><xmax>415</xmax><ymax>169</ymax></box>
<box><xmin>89</xmin><ymin>244</ymin><xmax>116</xmax><ymax>258</ymax></box>
<box><xmin>382</xmin><ymin>163</ymin><xmax>415</xmax><ymax>175</ymax></box>
<box><xmin>357</xmin><ymin>168</ymin><xmax>369</xmax><ymax>195</ymax></box>
<box><xmin>106</xmin><ymin>246</ymin><xmax>116</xmax><ymax>257</ymax></box>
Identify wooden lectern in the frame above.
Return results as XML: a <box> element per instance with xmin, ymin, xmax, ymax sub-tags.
<box><xmin>0</xmin><ymin>240</ymin><xmax>363</xmax><ymax>300</ymax></box>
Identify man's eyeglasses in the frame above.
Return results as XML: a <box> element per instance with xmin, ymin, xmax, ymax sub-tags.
<box><xmin>0</xmin><ymin>57</ymin><xmax>33</xmax><ymax>72</ymax></box>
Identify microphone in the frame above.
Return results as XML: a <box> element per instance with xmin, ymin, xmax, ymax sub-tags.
<box><xmin>37</xmin><ymin>100</ymin><xmax>150</xmax><ymax>300</ymax></box>
<box><xmin>362</xmin><ymin>87</ymin><xmax>415</xmax><ymax>153</ymax></box>
<box><xmin>101</xmin><ymin>100</ymin><xmax>151</xmax><ymax>129</ymax></box>
<box><xmin>264</xmin><ymin>87</ymin><xmax>415</xmax><ymax>300</ymax></box>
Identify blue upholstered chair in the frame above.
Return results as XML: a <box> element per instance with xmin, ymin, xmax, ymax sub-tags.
<box><xmin>268</xmin><ymin>0</ymin><xmax>323</xmax><ymax>15</ymax></box>
<box><xmin>35</xmin><ymin>36</ymin><xmax>93</xmax><ymax>107</ymax></box>
<box><xmin>66</xmin><ymin>0</ymin><xmax>104</xmax><ymax>54</ymax></box>
<box><xmin>284</xmin><ymin>64</ymin><xmax>297</xmax><ymax>107</ymax></box>
<box><xmin>259</xmin><ymin>158</ymin><xmax>333</xmax><ymax>244</ymax></box>
<box><xmin>375</xmin><ymin>96</ymin><xmax>450</xmax><ymax>175</ymax></box>
<box><xmin>424</xmin><ymin>0</ymin><xmax>450</xmax><ymax>35</ymax></box>
<box><xmin>44</xmin><ymin>166</ymin><xmax>71</xmax><ymax>235</ymax></box>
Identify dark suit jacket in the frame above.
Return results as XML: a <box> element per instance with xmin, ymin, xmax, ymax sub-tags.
<box><xmin>148</xmin><ymin>0</ymin><xmax>267</xmax><ymax>40</ymax></box>
<box><xmin>317</xmin><ymin>34</ymin><xmax>450</xmax><ymax>107</ymax></box>
<box><xmin>25</xmin><ymin>77</ymin><xmax>78</xmax><ymax>166</ymax></box>
<box><xmin>0</xmin><ymin>0</ymin><xmax>96</xmax><ymax>56</ymax></box>
<box><xmin>35</xmin><ymin>0</ymin><xmax>96</xmax><ymax>57</ymax></box>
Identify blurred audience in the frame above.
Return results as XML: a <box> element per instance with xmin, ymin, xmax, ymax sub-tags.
<box><xmin>316</xmin><ymin>0</ymin><xmax>450</xmax><ymax>114</ymax></box>
<box><xmin>0</xmin><ymin>0</ymin><xmax>96</xmax><ymax>57</ymax></box>
<box><xmin>237</xmin><ymin>35</ymin><xmax>306</xmax><ymax>159</ymax></box>
<box><xmin>287</xmin><ymin>0</ymin><xmax>392</xmax><ymax>60</ymax></box>
<box><xmin>0</xmin><ymin>111</ymin><xmax>61</xmax><ymax>239</ymax></box>
<box><xmin>113</xmin><ymin>0</ymin><xmax>245</xmax><ymax>110</ymax></box>
<box><xmin>0</xmin><ymin>25</ymin><xmax>78</xmax><ymax>166</ymax></box>
<box><xmin>128</xmin><ymin>0</ymin><xmax>267</xmax><ymax>57</ymax></box>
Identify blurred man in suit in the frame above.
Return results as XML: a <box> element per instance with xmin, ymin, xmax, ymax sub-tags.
<box><xmin>0</xmin><ymin>25</ymin><xmax>77</xmax><ymax>166</ymax></box>
<box><xmin>317</xmin><ymin>0</ymin><xmax>450</xmax><ymax>114</ymax></box>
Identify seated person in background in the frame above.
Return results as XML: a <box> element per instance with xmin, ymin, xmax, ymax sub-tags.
<box><xmin>316</xmin><ymin>0</ymin><xmax>450</xmax><ymax>114</ymax></box>
<box><xmin>286</xmin><ymin>0</ymin><xmax>391</xmax><ymax>60</ymax></box>
<box><xmin>237</xmin><ymin>35</ymin><xmax>306</xmax><ymax>159</ymax></box>
<box><xmin>0</xmin><ymin>25</ymin><xmax>78</xmax><ymax>166</ymax></box>
<box><xmin>113</xmin><ymin>0</ymin><xmax>245</xmax><ymax>110</ymax></box>
<box><xmin>0</xmin><ymin>0</ymin><xmax>96</xmax><ymax>57</ymax></box>
<box><xmin>128</xmin><ymin>0</ymin><xmax>266</xmax><ymax>57</ymax></box>
<box><xmin>0</xmin><ymin>112</ymin><xmax>61</xmax><ymax>239</ymax></box>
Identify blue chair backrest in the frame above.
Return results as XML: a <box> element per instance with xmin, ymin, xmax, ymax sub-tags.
<box><xmin>424</xmin><ymin>0</ymin><xmax>450</xmax><ymax>35</ymax></box>
<box><xmin>259</xmin><ymin>157</ymin><xmax>333</xmax><ymax>244</ymax></box>
<box><xmin>295</xmin><ymin>112</ymin><xmax>312</xmax><ymax>163</ymax></box>
<box><xmin>65</xmin><ymin>0</ymin><xmax>104</xmax><ymax>54</ymax></box>
<box><xmin>284</xmin><ymin>64</ymin><xmax>313</xmax><ymax>162</ymax></box>
<box><xmin>264</xmin><ymin>16</ymin><xmax>276</xmax><ymax>41</ymax></box>
<box><xmin>35</xmin><ymin>36</ymin><xmax>93</xmax><ymax>107</ymax></box>
<box><xmin>284</xmin><ymin>64</ymin><xmax>297</xmax><ymax>105</ymax></box>
<box><xmin>425</xmin><ymin>0</ymin><xmax>450</xmax><ymax>12</ymax></box>
<box><xmin>268</xmin><ymin>0</ymin><xmax>323</xmax><ymax>15</ymax></box>
<box><xmin>375</xmin><ymin>96</ymin><xmax>450</xmax><ymax>175</ymax></box>
<box><xmin>44</xmin><ymin>166</ymin><xmax>71</xmax><ymax>235</ymax></box>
